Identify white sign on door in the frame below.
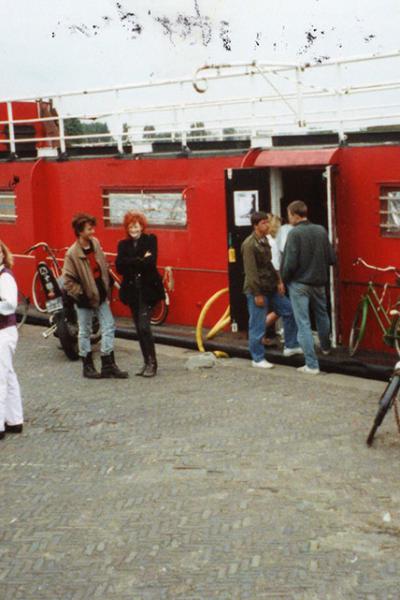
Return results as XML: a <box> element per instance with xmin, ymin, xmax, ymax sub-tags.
<box><xmin>233</xmin><ymin>190</ymin><xmax>259</xmax><ymax>226</ymax></box>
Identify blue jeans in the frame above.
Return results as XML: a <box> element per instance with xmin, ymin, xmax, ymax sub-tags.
<box><xmin>246</xmin><ymin>292</ymin><xmax>298</xmax><ymax>362</ymax></box>
<box><xmin>76</xmin><ymin>301</ymin><xmax>115</xmax><ymax>357</ymax></box>
<box><xmin>288</xmin><ymin>282</ymin><xmax>331</xmax><ymax>369</ymax></box>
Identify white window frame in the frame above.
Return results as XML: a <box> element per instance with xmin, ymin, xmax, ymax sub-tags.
<box><xmin>0</xmin><ymin>190</ymin><xmax>16</xmax><ymax>223</ymax></box>
<box><xmin>380</xmin><ymin>186</ymin><xmax>400</xmax><ymax>237</ymax></box>
<box><xmin>102</xmin><ymin>189</ymin><xmax>187</xmax><ymax>228</ymax></box>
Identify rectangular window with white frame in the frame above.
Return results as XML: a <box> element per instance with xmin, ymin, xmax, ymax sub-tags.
<box><xmin>0</xmin><ymin>190</ymin><xmax>16</xmax><ymax>223</ymax></box>
<box><xmin>380</xmin><ymin>186</ymin><xmax>400</xmax><ymax>237</ymax></box>
<box><xmin>103</xmin><ymin>189</ymin><xmax>187</xmax><ymax>228</ymax></box>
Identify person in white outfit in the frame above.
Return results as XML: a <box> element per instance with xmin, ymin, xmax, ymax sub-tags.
<box><xmin>263</xmin><ymin>215</ymin><xmax>287</xmax><ymax>345</ymax></box>
<box><xmin>0</xmin><ymin>240</ymin><xmax>23</xmax><ymax>439</ymax></box>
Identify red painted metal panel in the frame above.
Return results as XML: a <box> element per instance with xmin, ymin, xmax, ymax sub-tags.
<box><xmin>1</xmin><ymin>143</ymin><xmax>400</xmax><ymax>354</ymax></box>
<box><xmin>0</xmin><ymin>154</ymin><xmax>242</xmax><ymax>328</ymax></box>
<box><xmin>335</xmin><ymin>146</ymin><xmax>400</xmax><ymax>353</ymax></box>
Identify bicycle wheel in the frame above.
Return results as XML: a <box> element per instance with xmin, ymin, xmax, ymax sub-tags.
<box><xmin>32</xmin><ymin>270</ymin><xmax>47</xmax><ymax>313</ymax></box>
<box><xmin>349</xmin><ymin>300</ymin><xmax>368</xmax><ymax>356</ymax></box>
<box><xmin>393</xmin><ymin>317</ymin><xmax>400</xmax><ymax>356</ymax></box>
<box><xmin>150</xmin><ymin>296</ymin><xmax>169</xmax><ymax>326</ymax></box>
<box><xmin>366</xmin><ymin>374</ymin><xmax>400</xmax><ymax>446</ymax></box>
<box><xmin>16</xmin><ymin>292</ymin><xmax>29</xmax><ymax>329</ymax></box>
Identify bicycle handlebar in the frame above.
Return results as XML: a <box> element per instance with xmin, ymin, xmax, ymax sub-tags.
<box><xmin>353</xmin><ymin>257</ymin><xmax>400</xmax><ymax>277</ymax></box>
<box><xmin>25</xmin><ymin>242</ymin><xmax>67</xmax><ymax>259</ymax></box>
<box><xmin>24</xmin><ymin>242</ymin><xmax>51</xmax><ymax>255</ymax></box>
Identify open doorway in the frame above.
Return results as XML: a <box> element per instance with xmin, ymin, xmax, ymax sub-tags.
<box><xmin>274</xmin><ymin>166</ymin><xmax>339</xmax><ymax>346</ymax></box>
<box><xmin>280</xmin><ymin>168</ymin><xmax>327</xmax><ymax>228</ymax></box>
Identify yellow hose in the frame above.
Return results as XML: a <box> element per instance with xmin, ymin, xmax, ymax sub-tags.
<box><xmin>196</xmin><ymin>288</ymin><xmax>230</xmax><ymax>358</ymax></box>
<box><xmin>206</xmin><ymin>306</ymin><xmax>230</xmax><ymax>339</ymax></box>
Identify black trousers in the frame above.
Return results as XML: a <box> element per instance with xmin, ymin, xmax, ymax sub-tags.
<box><xmin>129</xmin><ymin>297</ymin><xmax>156</xmax><ymax>364</ymax></box>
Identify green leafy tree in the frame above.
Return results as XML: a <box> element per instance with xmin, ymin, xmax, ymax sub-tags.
<box><xmin>64</xmin><ymin>118</ymin><xmax>84</xmax><ymax>137</ymax></box>
<box><xmin>63</xmin><ymin>118</ymin><xmax>110</xmax><ymax>145</ymax></box>
<box><xmin>142</xmin><ymin>125</ymin><xmax>172</xmax><ymax>142</ymax></box>
<box><xmin>223</xmin><ymin>127</ymin><xmax>237</xmax><ymax>140</ymax></box>
<box><xmin>143</xmin><ymin>125</ymin><xmax>156</xmax><ymax>140</ymax></box>
<box><xmin>122</xmin><ymin>122</ymin><xmax>130</xmax><ymax>144</ymax></box>
<box><xmin>188</xmin><ymin>121</ymin><xmax>207</xmax><ymax>139</ymax></box>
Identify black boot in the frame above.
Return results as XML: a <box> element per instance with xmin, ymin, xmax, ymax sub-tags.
<box><xmin>5</xmin><ymin>423</ymin><xmax>23</xmax><ymax>434</ymax></box>
<box><xmin>135</xmin><ymin>363</ymin><xmax>147</xmax><ymax>376</ymax></box>
<box><xmin>101</xmin><ymin>352</ymin><xmax>129</xmax><ymax>379</ymax></box>
<box><xmin>142</xmin><ymin>355</ymin><xmax>157</xmax><ymax>378</ymax></box>
<box><xmin>82</xmin><ymin>352</ymin><xmax>102</xmax><ymax>379</ymax></box>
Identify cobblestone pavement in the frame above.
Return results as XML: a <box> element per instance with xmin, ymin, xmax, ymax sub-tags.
<box><xmin>1</xmin><ymin>325</ymin><xmax>400</xmax><ymax>600</ymax></box>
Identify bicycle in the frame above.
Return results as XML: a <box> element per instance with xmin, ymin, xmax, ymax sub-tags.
<box><xmin>24</xmin><ymin>242</ymin><xmax>66</xmax><ymax>313</ymax></box>
<box><xmin>348</xmin><ymin>257</ymin><xmax>400</xmax><ymax>356</ymax></box>
<box><xmin>367</xmin><ymin>357</ymin><xmax>400</xmax><ymax>446</ymax></box>
<box><xmin>24</xmin><ymin>241</ymin><xmax>100</xmax><ymax>360</ymax></box>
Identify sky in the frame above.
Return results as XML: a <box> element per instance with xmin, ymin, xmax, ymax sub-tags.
<box><xmin>1</xmin><ymin>0</ymin><xmax>398</xmax><ymax>99</ymax></box>
<box><xmin>0</xmin><ymin>1</ymin><xmax>399</xmax><ymax>134</ymax></box>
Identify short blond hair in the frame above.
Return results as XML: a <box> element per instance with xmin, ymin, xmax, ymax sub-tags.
<box><xmin>0</xmin><ymin>240</ymin><xmax>13</xmax><ymax>268</ymax></box>
<box><xmin>267</xmin><ymin>214</ymin><xmax>282</xmax><ymax>238</ymax></box>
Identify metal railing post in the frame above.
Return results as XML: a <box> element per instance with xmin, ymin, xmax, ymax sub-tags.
<box><xmin>6</xmin><ymin>102</ymin><xmax>16</xmax><ymax>156</ymax></box>
<box><xmin>56</xmin><ymin>96</ymin><xmax>66</xmax><ymax>154</ymax></box>
<box><xmin>180</xmin><ymin>100</ymin><xmax>187</xmax><ymax>147</ymax></box>
<box><xmin>336</xmin><ymin>63</ymin><xmax>345</xmax><ymax>143</ymax></box>
<box><xmin>115</xmin><ymin>90</ymin><xmax>124</xmax><ymax>154</ymax></box>
<box><xmin>295</xmin><ymin>66</ymin><xmax>305</xmax><ymax>128</ymax></box>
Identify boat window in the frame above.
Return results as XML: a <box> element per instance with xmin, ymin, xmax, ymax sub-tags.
<box><xmin>102</xmin><ymin>189</ymin><xmax>187</xmax><ymax>228</ymax></box>
<box><xmin>0</xmin><ymin>191</ymin><xmax>16</xmax><ymax>223</ymax></box>
<box><xmin>380</xmin><ymin>187</ymin><xmax>400</xmax><ymax>237</ymax></box>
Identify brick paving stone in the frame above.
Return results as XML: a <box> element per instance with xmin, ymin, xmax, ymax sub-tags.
<box><xmin>0</xmin><ymin>325</ymin><xmax>400</xmax><ymax>598</ymax></box>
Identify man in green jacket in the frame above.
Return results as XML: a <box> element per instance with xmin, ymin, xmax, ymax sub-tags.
<box><xmin>241</xmin><ymin>211</ymin><xmax>301</xmax><ymax>369</ymax></box>
<box><xmin>281</xmin><ymin>200</ymin><xmax>336</xmax><ymax>375</ymax></box>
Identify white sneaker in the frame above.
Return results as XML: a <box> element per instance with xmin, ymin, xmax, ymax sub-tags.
<box><xmin>252</xmin><ymin>359</ymin><xmax>275</xmax><ymax>369</ymax></box>
<box><xmin>297</xmin><ymin>365</ymin><xmax>320</xmax><ymax>375</ymax></box>
<box><xmin>283</xmin><ymin>347</ymin><xmax>304</xmax><ymax>357</ymax></box>
<box><xmin>321</xmin><ymin>349</ymin><xmax>331</xmax><ymax>356</ymax></box>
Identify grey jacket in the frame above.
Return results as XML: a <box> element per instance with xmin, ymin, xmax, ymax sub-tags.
<box><xmin>281</xmin><ymin>220</ymin><xmax>336</xmax><ymax>286</ymax></box>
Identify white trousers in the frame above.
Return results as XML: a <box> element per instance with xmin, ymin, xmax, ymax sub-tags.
<box><xmin>0</xmin><ymin>326</ymin><xmax>23</xmax><ymax>431</ymax></box>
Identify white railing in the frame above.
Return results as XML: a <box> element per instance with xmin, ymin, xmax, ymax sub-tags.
<box><xmin>1</xmin><ymin>50</ymin><xmax>400</xmax><ymax>154</ymax></box>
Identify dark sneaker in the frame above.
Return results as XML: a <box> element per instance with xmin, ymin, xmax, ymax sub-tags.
<box><xmin>5</xmin><ymin>423</ymin><xmax>23</xmax><ymax>434</ymax></box>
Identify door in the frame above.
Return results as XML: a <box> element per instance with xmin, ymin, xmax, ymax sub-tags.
<box><xmin>278</xmin><ymin>166</ymin><xmax>340</xmax><ymax>346</ymax></box>
<box><xmin>325</xmin><ymin>164</ymin><xmax>340</xmax><ymax>347</ymax></box>
<box><xmin>225</xmin><ymin>167</ymin><xmax>271</xmax><ymax>331</ymax></box>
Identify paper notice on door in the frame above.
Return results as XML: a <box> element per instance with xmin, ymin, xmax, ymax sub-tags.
<box><xmin>233</xmin><ymin>190</ymin><xmax>259</xmax><ymax>226</ymax></box>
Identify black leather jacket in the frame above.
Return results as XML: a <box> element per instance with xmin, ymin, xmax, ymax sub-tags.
<box><xmin>116</xmin><ymin>234</ymin><xmax>165</xmax><ymax>307</ymax></box>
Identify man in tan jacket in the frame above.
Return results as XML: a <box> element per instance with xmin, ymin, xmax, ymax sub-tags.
<box><xmin>63</xmin><ymin>213</ymin><xmax>128</xmax><ymax>379</ymax></box>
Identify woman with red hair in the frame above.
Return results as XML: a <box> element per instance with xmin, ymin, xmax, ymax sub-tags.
<box><xmin>116</xmin><ymin>212</ymin><xmax>165</xmax><ymax>377</ymax></box>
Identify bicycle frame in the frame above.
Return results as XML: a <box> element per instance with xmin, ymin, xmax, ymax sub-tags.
<box><xmin>367</xmin><ymin>360</ymin><xmax>400</xmax><ymax>446</ymax></box>
<box><xmin>349</xmin><ymin>258</ymin><xmax>400</xmax><ymax>355</ymax></box>
<box><xmin>362</xmin><ymin>281</ymin><xmax>393</xmax><ymax>335</ymax></box>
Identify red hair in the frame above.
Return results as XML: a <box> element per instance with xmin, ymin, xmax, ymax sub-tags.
<box><xmin>123</xmin><ymin>211</ymin><xmax>148</xmax><ymax>235</ymax></box>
